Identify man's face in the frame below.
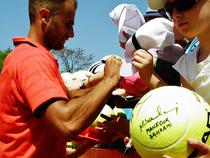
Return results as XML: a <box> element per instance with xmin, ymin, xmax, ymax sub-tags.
<box><xmin>44</xmin><ymin>1</ymin><xmax>76</xmax><ymax>50</ymax></box>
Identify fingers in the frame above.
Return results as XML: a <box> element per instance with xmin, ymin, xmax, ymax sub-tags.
<box><xmin>187</xmin><ymin>139</ymin><xmax>210</xmax><ymax>154</ymax></box>
<box><xmin>107</xmin><ymin>55</ymin><xmax>122</xmax><ymax>62</ymax></box>
<box><xmin>133</xmin><ymin>49</ymin><xmax>153</xmax><ymax>62</ymax></box>
<box><xmin>132</xmin><ymin>49</ymin><xmax>154</xmax><ymax>81</ymax></box>
<box><xmin>105</xmin><ymin>56</ymin><xmax>122</xmax><ymax>69</ymax></box>
<box><xmin>102</xmin><ymin>55</ymin><xmax>122</xmax><ymax>64</ymax></box>
<box><xmin>103</xmin><ymin>56</ymin><xmax>122</xmax><ymax>81</ymax></box>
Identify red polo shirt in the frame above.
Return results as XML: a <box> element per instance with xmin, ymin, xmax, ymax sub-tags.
<box><xmin>0</xmin><ymin>37</ymin><xmax>68</xmax><ymax>158</ymax></box>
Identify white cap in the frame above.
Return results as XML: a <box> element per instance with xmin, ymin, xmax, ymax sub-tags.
<box><xmin>61</xmin><ymin>71</ymin><xmax>94</xmax><ymax>90</ymax></box>
<box><xmin>88</xmin><ymin>55</ymin><xmax>123</xmax><ymax>74</ymax></box>
<box><xmin>120</xmin><ymin>18</ymin><xmax>175</xmax><ymax>77</ymax></box>
<box><xmin>148</xmin><ymin>0</ymin><xmax>166</xmax><ymax>10</ymax></box>
<box><xmin>109</xmin><ymin>4</ymin><xmax>145</xmax><ymax>43</ymax></box>
<box><xmin>61</xmin><ymin>72</ymin><xmax>82</xmax><ymax>90</ymax></box>
<box><xmin>88</xmin><ymin>61</ymin><xmax>105</xmax><ymax>74</ymax></box>
<box><xmin>73</xmin><ymin>70</ymin><xmax>93</xmax><ymax>81</ymax></box>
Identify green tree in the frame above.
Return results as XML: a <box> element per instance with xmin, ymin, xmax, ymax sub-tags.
<box><xmin>0</xmin><ymin>48</ymin><xmax>12</xmax><ymax>72</ymax></box>
<box><xmin>52</xmin><ymin>48</ymin><xmax>95</xmax><ymax>73</ymax></box>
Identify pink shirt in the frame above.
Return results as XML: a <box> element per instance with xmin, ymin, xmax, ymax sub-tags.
<box><xmin>120</xmin><ymin>72</ymin><xmax>149</xmax><ymax>97</ymax></box>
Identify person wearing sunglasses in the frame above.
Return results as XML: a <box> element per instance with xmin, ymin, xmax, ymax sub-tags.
<box><xmin>173</xmin><ymin>0</ymin><xmax>210</xmax><ymax>101</ymax></box>
<box><xmin>141</xmin><ymin>0</ymin><xmax>210</xmax><ymax>104</ymax></box>
<box><xmin>131</xmin><ymin>0</ymin><xmax>210</xmax><ymax>157</ymax></box>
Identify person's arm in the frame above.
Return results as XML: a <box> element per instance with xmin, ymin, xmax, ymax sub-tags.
<box><xmin>67</xmin><ymin>87</ymin><xmax>93</xmax><ymax>99</ymax></box>
<box><xmin>43</xmin><ymin>56</ymin><xmax>122</xmax><ymax>141</ymax></box>
<box><xmin>132</xmin><ymin>49</ymin><xmax>167</xmax><ymax>89</ymax></box>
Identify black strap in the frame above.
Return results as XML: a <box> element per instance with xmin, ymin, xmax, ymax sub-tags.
<box><xmin>89</xmin><ymin>62</ymin><xmax>103</xmax><ymax>74</ymax></box>
<box><xmin>132</xmin><ymin>33</ymin><xmax>141</xmax><ymax>50</ymax></box>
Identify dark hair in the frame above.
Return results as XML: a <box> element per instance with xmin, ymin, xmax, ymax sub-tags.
<box><xmin>29</xmin><ymin>0</ymin><xmax>78</xmax><ymax>24</ymax></box>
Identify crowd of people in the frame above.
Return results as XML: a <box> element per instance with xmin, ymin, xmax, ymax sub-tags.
<box><xmin>0</xmin><ymin>0</ymin><xmax>210</xmax><ymax>158</ymax></box>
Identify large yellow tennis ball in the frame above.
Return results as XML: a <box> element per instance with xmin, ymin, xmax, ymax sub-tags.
<box><xmin>130</xmin><ymin>86</ymin><xmax>210</xmax><ymax>158</ymax></box>
<box><xmin>148</xmin><ymin>0</ymin><xmax>165</xmax><ymax>10</ymax></box>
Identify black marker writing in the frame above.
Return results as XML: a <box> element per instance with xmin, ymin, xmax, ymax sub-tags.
<box><xmin>139</xmin><ymin>105</ymin><xmax>179</xmax><ymax>132</ymax></box>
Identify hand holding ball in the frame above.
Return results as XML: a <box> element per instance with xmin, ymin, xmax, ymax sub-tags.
<box><xmin>130</xmin><ymin>86</ymin><xmax>210</xmax><ymax>158</ymax></box>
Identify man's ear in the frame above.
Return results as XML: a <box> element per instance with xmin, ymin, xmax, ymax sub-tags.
<box><xmin>39</xmin><ymin>8</ymin><xmax>50</xmax><ymax>24</ymax></box>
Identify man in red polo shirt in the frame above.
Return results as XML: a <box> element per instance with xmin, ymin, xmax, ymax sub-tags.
<box><xmin>0</xmin><ymin>0</ymin><xmax>122</xmax><ymax>158</ymax></box>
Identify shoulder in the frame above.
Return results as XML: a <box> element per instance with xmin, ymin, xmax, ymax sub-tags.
<box><xmin>173</xmin><ymin>46</ymin><xmax>199</xmax><ymax>82</ymax></box>
<box><xmin>13</xmin><ymin>43</ymin><xmax>56</xmax><ymax>68</ymax></box>
<box><xmin>175</xmin><ymin>45</ymin><xmax>199</xmax><ymax>67</ymax></box>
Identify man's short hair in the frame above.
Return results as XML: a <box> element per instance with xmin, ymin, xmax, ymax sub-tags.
<box><xmin>29</xmin><ymin>0</ymin><xmax>78</xmax><ymax>24</ymax></box>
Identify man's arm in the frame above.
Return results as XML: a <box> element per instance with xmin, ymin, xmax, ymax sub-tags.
<box><xmin>67</xmin><ymin>87</ymin><xmax>92</xmax><ymax>99</ymax></box>
<box><xmin>43</xmin><ymin>56</ymin><xmax>122</xmax><ymax>141</ymax></box>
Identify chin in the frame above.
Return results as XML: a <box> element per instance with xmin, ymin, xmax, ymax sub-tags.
<box><xmin>52</xmin><ymin>44</ymin><xmax>64</xmax><ymax>50</ymax></box>
<box><xmin>181</xmin><ymin>31</ymin><xmax>196</xmax><ymax>39</ymax></box>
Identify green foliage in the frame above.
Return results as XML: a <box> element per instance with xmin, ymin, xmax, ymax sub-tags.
<box><xmin>0</xmin><ymin>48</ymin><xmax>12</xmax><ymax>72</ymax></box>
<box><xmin>52</xmin><ymin>48</ymin><xmax>95</xmax><ymax>73</ymax></box>
<box><xmin>0</xmin><ymin>48</ymin><xmax>95</xmax><ymax>73</ymax></box>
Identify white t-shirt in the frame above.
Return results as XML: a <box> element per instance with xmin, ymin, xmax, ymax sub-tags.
<box><xmin>173</xmin><ymin>45</ymin><xmax>210</xmax><ymax>104</ymax></box>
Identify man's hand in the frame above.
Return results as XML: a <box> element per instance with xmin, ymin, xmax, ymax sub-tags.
<box><xmin>103</xmin><ymin>56</ymin><xmax>122</xmax><ymax>87</ymax></box>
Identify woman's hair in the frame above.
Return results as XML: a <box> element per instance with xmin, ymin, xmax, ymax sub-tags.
<box><xmin>29</xmin><ymin>0</ymin><xmax>78</xmax><ymax>24</ymax></box>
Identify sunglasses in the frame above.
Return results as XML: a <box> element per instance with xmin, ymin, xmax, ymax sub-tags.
<box><xmin>164</xmin><ymin>0</ymin><xmax>198</xmax><ymax>15</ymax></box>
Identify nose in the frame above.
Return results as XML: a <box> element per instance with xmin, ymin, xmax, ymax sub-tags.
<box><xmin>68</xmin><ymin>27</ymin><xmax>74</xmax><ymax>38</ymax></box>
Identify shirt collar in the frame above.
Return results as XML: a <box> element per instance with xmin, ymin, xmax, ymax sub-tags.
<box><xmin>13</xmin><ymin>37</ymin><xmax>58</xmax><ymax>62</ymax></box>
